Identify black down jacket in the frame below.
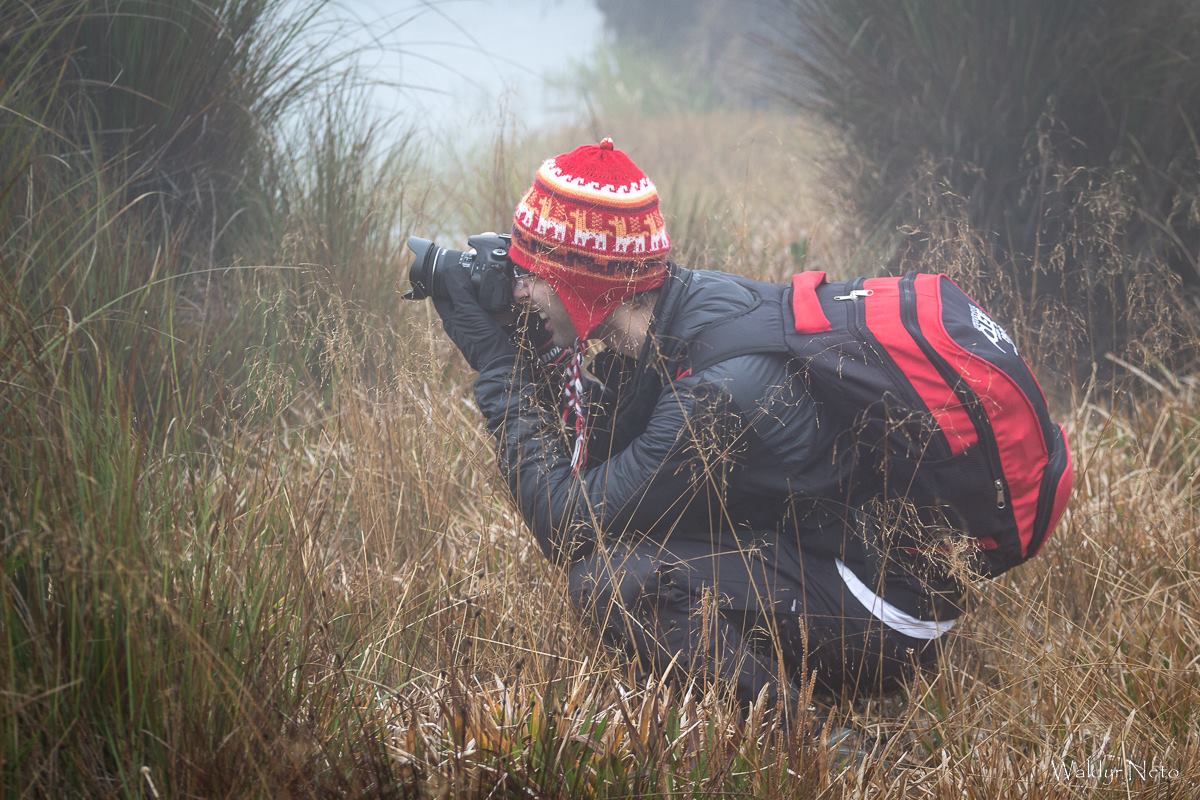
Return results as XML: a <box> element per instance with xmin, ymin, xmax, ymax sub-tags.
<box><xmin>472</xmin><ymin>265</ymin><xmax>959</xmax><ymax>621</ymax></box>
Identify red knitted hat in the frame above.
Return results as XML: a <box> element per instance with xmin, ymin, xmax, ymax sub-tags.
<box><xmin>509</xmin><ymin>137</ymin><xmax>670</xmax><ymax>339</ymax></box>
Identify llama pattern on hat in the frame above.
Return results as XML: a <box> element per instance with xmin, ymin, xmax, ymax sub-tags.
<box><xmin>533</xmin><ymin>195</ymin><xmax>567</xmax><ymax>242</ymax></box>
<box><xmin>570</xmin><ymin>209</ymin><xmax>608</xmax><ymax>251</ymax></box>
<box><xmin>515</xmin><ymin>186</ymin><xmax>667</xmax><ymax>262</ymax></box>
<box><xmin>609</xmin><ymin>217</ymin><xmax>646</xmax><ymax>254</ymax></box>
<box><xmin>515</xmin><ymin>197</ymin><xmax>537</xmax><ymax>227</ymax></box>
<box><xmin>643</xmin><ymin>213</ymin><xmax>670</xmax><ymax>251</ymax></box>
<box><xmin>515</xmin><ymin>180</ymin><xmax>669</xmax><ymax>263</ymax></box>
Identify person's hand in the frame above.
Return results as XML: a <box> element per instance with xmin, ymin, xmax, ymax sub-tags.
<box><xmin>431</xmin><ymin>266</ymin><xmax>518</xmax><ymax>372</ymax></box>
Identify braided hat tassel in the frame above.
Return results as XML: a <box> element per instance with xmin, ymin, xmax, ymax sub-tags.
<box><xmin>561</xmin><ymin>338</ymin><xmax>589</xmax><ymax>473</ymax></box>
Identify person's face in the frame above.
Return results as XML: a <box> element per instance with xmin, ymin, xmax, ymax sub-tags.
<box><xmin>512</xmin><ymin>270</ymin><xmax>578</xmax><ymax>347</ymax></box>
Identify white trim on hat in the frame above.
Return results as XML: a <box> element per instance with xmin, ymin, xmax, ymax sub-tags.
<box><xmin>539</xmin><ymin>161</ymin><xmax>659</xmax><ymax>204</ymax></box>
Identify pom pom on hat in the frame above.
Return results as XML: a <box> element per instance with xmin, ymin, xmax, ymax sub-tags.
<box><xmin>508</xmin><ymin>137</ymin><xmax>670</xmax><ymax>339</ymax></box>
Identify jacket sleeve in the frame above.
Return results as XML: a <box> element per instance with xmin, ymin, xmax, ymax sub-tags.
<box><xmin>472</xmin><ymin>359</ymin><xmax>744</xmax><ymax>565</ymax></box>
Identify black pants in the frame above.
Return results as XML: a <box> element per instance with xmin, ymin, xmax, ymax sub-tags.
<box><xmin>567</xmin><ymin>537</ymin><xmax>948</xmax><ymax>708</ymax></box>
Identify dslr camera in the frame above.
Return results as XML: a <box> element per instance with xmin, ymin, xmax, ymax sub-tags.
<box><xmin>402</xmin><ymin>231</ymin><xmax>515</xmax><ymax>313</ymax></box>
<box><xmin>403</xmin><ymin>231</ymin><xmax>562</xmax><ymax>362</ymax></box>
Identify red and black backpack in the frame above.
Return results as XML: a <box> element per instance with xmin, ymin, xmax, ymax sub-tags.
<box><xmin>685</xmin><ymin>271</ymin><xmax>1073</xmax><ymax>577</ymax></box>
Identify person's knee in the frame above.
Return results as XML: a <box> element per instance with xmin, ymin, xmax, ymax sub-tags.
<box><xmin>566</xmin><ymin>547</ymin><xmax>665</xmax><ymax>634</ymax></box>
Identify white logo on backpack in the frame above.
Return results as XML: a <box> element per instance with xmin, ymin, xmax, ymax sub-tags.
<box><xmin>970</xmin><ymin>304</ymin><xmax>1017</xmax><ymax>356</ymax></box>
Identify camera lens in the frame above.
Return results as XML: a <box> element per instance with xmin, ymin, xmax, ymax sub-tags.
<box><xmin>403</xmin><ymin>236</ymin><xmax>465</xmax><ymax>302</ymax></box>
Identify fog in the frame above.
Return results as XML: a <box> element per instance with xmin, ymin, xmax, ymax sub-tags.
<box><xmin>322</xmin><ymin>0</ymin><xmax>605</xmax><ymax>141</ymax></box>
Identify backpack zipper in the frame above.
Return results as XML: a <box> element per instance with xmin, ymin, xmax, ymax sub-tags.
<box><xmin>898</xmin><ymin>275</ymin><xmax>1009</xmax><ymax>511</ymax></box>
<box><xmin>839</xmin><ymin>278</ymin><xmax>955</xmax><ymax>462</ymax></box>
<box><xmin>841</xmin><ymin>280</ymin><xmax>916</xmax><ymax>403</ymax></box>
<box><xmin>1029</xmin><ymin>425</ymin><xmax>1068</xmax><ymax>548</ymax></box>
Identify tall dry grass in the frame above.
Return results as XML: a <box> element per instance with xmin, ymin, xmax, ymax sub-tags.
<box><xmin>372</xmin><ymin>117</ymin><xmax>1200</xmax><ymax>797</ymax></box>
<box><xmin>2</xmin><ymin>4</ymin><xmax>1199</xmax><ymax>799</ymax></box>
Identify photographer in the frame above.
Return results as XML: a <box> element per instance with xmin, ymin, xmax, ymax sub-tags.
<box><xmin>423</xmin><ymin>138</ymin><xmax>966</xmax><ymax>709</ymax></box>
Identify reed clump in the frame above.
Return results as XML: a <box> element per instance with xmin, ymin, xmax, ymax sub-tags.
<box><xmin>773</xmin><ymin>0</ymin><xmax>1200</xmax><ymax>377</ymax></box>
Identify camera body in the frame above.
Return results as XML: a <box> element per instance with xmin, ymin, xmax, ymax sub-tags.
<box><xmin>403</xmin><ymin>232</ymin><xmax>514</xmax><ymax>313</ymax></box>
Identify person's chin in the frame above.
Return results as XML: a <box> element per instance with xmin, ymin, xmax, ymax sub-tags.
<box><xmin>544</xmin><ymin>319</ymin><xmax>571</xmax><ymax>347</ymax></box>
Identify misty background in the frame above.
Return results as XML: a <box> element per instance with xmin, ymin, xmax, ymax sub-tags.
<box><xmin>305</xmin><ymin>0</ymin><xmax>778</xmax><ymax>141</ymax></box>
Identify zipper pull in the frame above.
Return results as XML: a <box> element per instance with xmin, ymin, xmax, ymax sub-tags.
<box><xmin>994</xmin><ymin>478</ymin><xmax>1007</xmax><ymax>509</ymax></box>
<box><xmin>833</xmin><ymin>288</ymin><xmax>874</xmax><ymax>301</ymax></box>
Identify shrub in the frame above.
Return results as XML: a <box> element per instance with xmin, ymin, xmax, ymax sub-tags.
<box><xmin>772</xmin><ymin>0</ymin><xmax>1200</xmax><ymax>373</ymax></box>
<box><xmin>6</xmin><ymin>0</ymin><xmax>335</xmax><ymax>259</ymax></box>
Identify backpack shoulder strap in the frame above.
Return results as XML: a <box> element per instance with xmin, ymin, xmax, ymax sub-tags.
<box><xmin>682</xmin><ymin>275</ymin><xmax>794</xmax><ymax>376</ymax></box>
